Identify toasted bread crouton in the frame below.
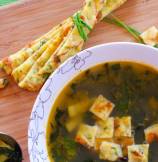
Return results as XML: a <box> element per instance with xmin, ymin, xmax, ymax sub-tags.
<box><xmin>114</xmin><ymin>136</ymin><xmax>135</xmax><ymax>156</ymax></box>
<box><xmin>96</xmin><ymin>117</ymin><xmax>114</xmax><ymax>138</ymax></box>
<box><xmin>90</xmin><ymin>95</ymin><xmax>114</xmax><ymax>121</ymax></box>
<box><xmin>99</xmin><ymin>141</ymin><xmax>123</xmax><ymax>161</ymax></box>
<box><xmin>114</xmin><ymin>116</ymin><xmax>132</xmax><ymax>137</ymax></box>
<box><xmin>140</xmin><ymin>26</ymin><xmax>158</xmax><ymax>46</ymax></box>
<box><xmin>75</xmin><ymin>124</ymin><xmax>98</xmax><ymax>148</ymax></box>
<box><xmin>144</xmin><ymin>123</ymin><xmax>158</xmax><ymax>144</ymax></box>
<box><xmin>128</xmin><ymin>144</ymin><xmax>149</xmax><ymax>162</ymax></box>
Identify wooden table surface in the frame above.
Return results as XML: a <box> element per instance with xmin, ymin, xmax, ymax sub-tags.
<box><xmin>0</xmin><ymin>0</ymin><xmax>158</xmax><ymax>161</ymax></box>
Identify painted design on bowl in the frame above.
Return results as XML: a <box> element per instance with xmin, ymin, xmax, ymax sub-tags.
<box><xmin>28</xmin><ymin>50</ymin><xmax>92</xmax><ymax>162</ymax></box>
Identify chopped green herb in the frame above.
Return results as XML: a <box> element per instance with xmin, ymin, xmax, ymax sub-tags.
<box><xmin>104</xmin><ymin>63</ymin><xmax>110</xmax><ymax>75</ymax></box>
<box><xmin>52</xmin><ymin>136</ymin><xmax>77</xmax><ymax>162</ymax></box>
<box><xmin>154</xmin><ymin>44</ymin><xmax>158</xmax><ymax>48</ymax></box>
<box><xmin>86</xmin><ymin>134</ymin><xmax>92</xmax><ymax>140</ymax></box>
<box><xmin>71</xmin><ymin>83</ymin><xmax>77</xmax><ymax>94</ymax></box>
<box><xmin>55</xmin><ymin>109</ymin><xmax>65</xmax><ymax>126</ymax></box>
<box><xmin>111</xmin><ymin>63</ymin><xmax>121</xmax><ymax>71</ymax></box>
<box><xmin>112</xmin><ymin>147</ymin><xmax>118</xmax><ymax>156</ymax></box>
<box><xmin>103</xmin><ymin>126</ymin><xmax>108</xmax><ymax>130</ymax></box>
<box><xmin>42</xmin><ymin>73</ymin><xmax>50</xmax><ymax>79</ymax></box>
<box><xmin>88</xmin><ymin>1</ymin><xmax>92</xmax><ymax>7</ymax></box>
<box><xmin>50</xmin><ymin>123</ymin><xmax>59</xmax><ymax>141</ymax></box>
<box><xmin>91</xmin><ymin>73</ymin><xmax>102</xmax><ymax>81</ymax></box>
<box><xmin>40</xmin><ymin>39</ymin><xmax>47</xmax><ymax>46</ymax></box>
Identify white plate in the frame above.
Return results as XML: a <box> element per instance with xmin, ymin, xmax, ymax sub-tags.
<box><xmin>28</xmin><ymin>42</ymin><xmax>158</xmax><ymax>162</ymax></box>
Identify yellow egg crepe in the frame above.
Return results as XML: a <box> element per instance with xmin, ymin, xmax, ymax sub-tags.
<box><xmin>100</xmin><ymin>0</ymin><xmax>127</xmax><ymax>20</ymax></box>
<box><xmin>18</xmin><ymin>23</ymin><xmax>74</xmax><ymax>90</ymax></box>
<box><xmin>19</xmin><ymin>0</ymin><xmax>104</xmax><ymax>90</ymax></box>
<box><xmin>12</xmin><ymin>18</ymin><xmax>74</xmax><ymax>83</ymax></box>
<box><xmin>0</xmin><ymin>17</ymin><xmax>73</xmax><ymax>74</ymax></box>
<box><xmin>0</xmin><ymin>0</ymin><xmax>127</xmax><ymax>91</ymax></box>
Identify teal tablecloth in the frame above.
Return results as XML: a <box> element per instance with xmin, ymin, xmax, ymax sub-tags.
<box><xmin>0</xmin><ymin>0</ymin><xmax>18</xmax><ymax>6</ymax></box>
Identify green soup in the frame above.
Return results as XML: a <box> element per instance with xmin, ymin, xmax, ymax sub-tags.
<box><xmin>47</xmin><ymin>61</ymin><xmax>158</xmax><ymax>162</ymax></box>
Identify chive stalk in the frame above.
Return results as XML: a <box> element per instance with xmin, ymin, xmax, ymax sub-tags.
<box><xmin>104</xmin><ymin>15</ymin><xmax>144</xmax><ymax>44</ymax></box>
<box><xmin>73</xmin><ymin>12</ymin><xmax>92</xmax><ymax>41</ymax></box>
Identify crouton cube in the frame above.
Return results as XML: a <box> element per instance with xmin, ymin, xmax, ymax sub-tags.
<box><xmin>96</xmin><ymin>117</ymin><xmax>114</xmax><ymax>138</ymax></box>
<box><xmin>144</xmin><ymin>123</ymin><xmax>158</xmax><ymax>144</ymax></box>
<box><xmin>75</xmin><ymin>124</ymin><xmax>98</xmax><ymax>148</ymax></box>
<box><xmin>90</xmin><ymin>95</ymin><xmax>114</xmax><ymax>121</ymax></box>
<box><xmin>99</xmin><ymin>142</ymin><xmax>123</xmax><ymax>161</ymax></box>
<box><xmin>140</xmin><ymin>26</ymin><xmax>158</xmax><ymax>46</ymax></box>
<box><xmin>128</xmin><ymin>144</ymin><xmax>149</xmax><ymax>162</ymax></box>
<box><xmin>114</xmin><ymin>116</ymin><xmax>132</xmax><ymax>137</ymax></box>
<box><xmin>95</xmin><ymin>138</ymin><xmax>113</xmax><ymax>151</ymax></box>
<box><xmin>114</xmin><ymin>136</ymin><xmax>135</xmax><ymax>156</ymax></box>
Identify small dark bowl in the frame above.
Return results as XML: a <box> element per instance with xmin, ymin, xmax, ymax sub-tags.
<box><xmin>0</xmin><ymin>132</ymin><xmax>23</xmax><ymax>162</ymax></box>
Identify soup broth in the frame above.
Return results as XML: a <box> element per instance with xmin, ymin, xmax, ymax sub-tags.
<box><xmin>47</xmin><ymin>61</ymin><xmax>158</xmax><ymax>162</ymax></box>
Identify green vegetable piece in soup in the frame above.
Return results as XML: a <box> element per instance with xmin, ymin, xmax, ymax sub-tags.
<box><xmin>52</xmin><ymin>136</ymin><xmax>77</xmax><ymax>162</ymax></box>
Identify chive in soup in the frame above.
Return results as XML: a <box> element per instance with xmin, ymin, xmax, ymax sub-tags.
<box><xmin>47</xmin><ymin>61</ymin><xmax>158</xmax><ymax>162</ymax></box>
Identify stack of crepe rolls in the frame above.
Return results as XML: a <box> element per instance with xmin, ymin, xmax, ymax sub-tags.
<box><xmin>0</xmin><ymin>0</ymin><xmax>127</xmax><ymax>91</ymax></box>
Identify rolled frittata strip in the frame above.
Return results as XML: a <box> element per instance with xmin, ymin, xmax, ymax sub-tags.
<box><xmin>0</xmin><ymin>17</ymin><xmax>73</xmax><ymax>74</ymax></box>
<box><xmin>100</xmin><ymin>0</ymin><xmax>127</xmax><ymax>20</ymax></box>
<box><xmin>17</xmin><ymin>24</ymin><xmax>74</xmax><ymax>91</ymax></box>
<box><xmin>18</xmin><ymin>27</ymin><xmax>75</xmax><ymax>90</ymax></box>
<box><xmin>19</xmin><ymin>0</ymin><xmax>104</xmax><ymax>90</ymax></box>
<box><xmin>12</xmin><ymin>18</ymin><xmax>74</xmax><ymax>83</ymax></box>
<box><xmin>12</xmin><ymin>40</ymin><xmax>50</xmax><ymax>83</ymax></box>
<box><xmin>19</xmin><ymin>0</ymin><xmax>127</xmax><ymax>91</ymax></box>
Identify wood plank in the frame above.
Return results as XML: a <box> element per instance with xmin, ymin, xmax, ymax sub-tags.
<box><xmin>0</xmin><ymin>0</ymin><xmax>158</xmax><ymax>161</ymax></box>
